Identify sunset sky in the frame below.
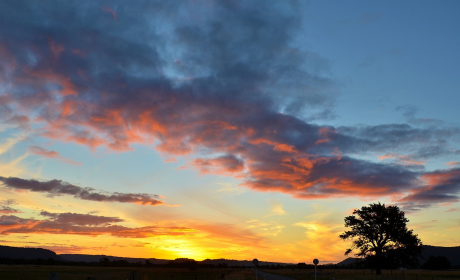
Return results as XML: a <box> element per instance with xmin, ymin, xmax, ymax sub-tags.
<box><xmin>1</xmin><ymin>1</ymin><xmax>460</xmax><ymax>264</ymax></box>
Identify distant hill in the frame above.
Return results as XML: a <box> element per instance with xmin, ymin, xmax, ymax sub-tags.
<box><xmin>336</xmin><ymin>257</ymin><xmax>360</xmax><ymax>266</ymax></box>
<box><xmin>0</xmin><ymin>245</ymin><xmax>65</xmax><ymax>261</ymax></box>
<box><xmin>420</xmin><ymin>245</ymin><xmax>460</xmax><ymax>267</ymax></box>
<box><xmin>336</xmin><ymin>245</ymin><xmax>460</xmax><ymax>267</ymax></box>
<box><xmin>0</xmin><ymin>245</ymin><xmax>291</xmax><ymax>266</ymax></box>
<box><xmin>60</xmin><ymin>255</ymin><xmax>289</xmax><ymax>266</ymax></box>
<box><xmin>59</xmin><ymin>254</ymin><xmax>169</xmax><ymax>264</ymax></box>
<box><xmin>3</xmin><ymin>244</ymin><xmax>457</xmax><ymax>267</ymax></box>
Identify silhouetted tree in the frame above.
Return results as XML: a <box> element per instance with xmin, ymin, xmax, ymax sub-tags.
<box><xmin>296</xmin><ymin>262</ymin><xmax>308</xmax><ymax>269</ymax></box>
<box><xmin>99</xmin><ymin>257</ymin><xmax>111</xmax><ymax>267</ymax></box>
<box><xmin>422</xmin><ymin>256</ymin><xmax>451</xmax><ymax>270</ymax></box>
<box><xmin>339</xmin><ymin>202</ymin><xmax>422</xmax><ymax>275</ymax></box>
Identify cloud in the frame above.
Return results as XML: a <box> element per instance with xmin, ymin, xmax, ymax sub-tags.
<box><xmin>293</xmin><ymin>220</ymin><xmax>348</xmax><ymax>261</ymax></box>
<box><xmin>0</xmin><ymin>176</ymin><xmax>164</xmax><ymax>206</ymax></box>
<box><xmin>101</xmin><ymin>6</ymin><xmax>117</xmax><ymax>21</ymax></box>
<box><xmin>215</xmin><ymin>182</ymin><xmax>246</xmax><ymax>196</ymax></box>
<box><xmin>0</xmin><ymin>212</ymin><xmax>194</xmax><ymax>238</ymax></box>
<box><xmin>0</xmin><ymin>0</ymin><xmax>459</xmax><ymax>208</ymax></box>
<box><xmin>245</xmin><ymin>219</ymin><xmax>285</xmax><ymax>237</ymax></box>
<box><xmin>40</xmin><ymin>211</ymin><xmax>124</xmax><ymax>226</ymax></box>
<box><xmin>1</xmin><ymin>199</ymin><xmax>18</xmax><ymax>205</ymax></box>
<box><xmin>267</xmin><ymin>199</ymin><xmax>286</xmax><ymax>216</ymax></box>
<box><xmin>0</xmin><ymin>199</ymin><xmax>21</xmax><ymax>214</ymax></box>
<box><xmin>378</xmin><ymin>153</ymin><xmax>425</xmax><ymax>166</ymax></box>
<box><xmin>28</xmin><ymin>146</ymin><xmax>81</xmax><ymax>165</ymax></box>
<box><xmin>192</xmin><ymin>154</ymin><xmax>244</xmax><ymax>175</ymax></box>
<box><xmin>399</xmin><ymin>168</ymin><xmax>460</xmax><ymax>211</ymax></box>
<box><xmin>0</xmin><ymin>134</ymin><xmax>27</xmax><ymax>155</ymax></box>
<box><xmin>0</xmin><ymin>206</ymin><xmax>22</xmax><ymax>214</ymax></box>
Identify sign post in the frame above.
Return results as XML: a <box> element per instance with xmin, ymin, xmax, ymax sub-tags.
<box><xmin>313</xmin><ymin>259</ymin><xmax>319</xmax><ymax>280</ymax></box>
<box><xmin>253</xmin><ymin>259</ymin><xmax>259</xmax><ymax>280</ymax></box>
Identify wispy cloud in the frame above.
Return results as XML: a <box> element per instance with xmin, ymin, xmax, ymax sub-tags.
<box><xmin>0</xmin><ymin>134</ymin><xmax>27</xmax><ymax>155</ymax></box>
<box><xmin>245</xmin><ymin>219</ymin><xmax>285</xmax><ymax>237</ymax></box>
<box><xmin>0</xmin><ymin>198</ymin><xmax>22</xmax><ymax>214</ymax></box>
<box><xmin>28</xmin><ymin>146</ymin><xmax>81</xmax><ymax>165</ymax></box>
<box><xmin>267</xmin><ymin>199</ymin><xmax>287</xmax><ymax>216</ymax></box>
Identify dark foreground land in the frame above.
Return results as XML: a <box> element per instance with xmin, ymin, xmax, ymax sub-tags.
<box><xmin>1</xmin><ymin>266</ymin><xmax>460</xmax><ymax>280</ymax></box>
<box><xmin>0</xmin><ymin>266</ymin><xmax>254</xmax><ymax>280</ymax></box>
<box><xmin>260</xmin><ymin>268</ymin><xmax>460</xmax><ymax>280</ymax></box>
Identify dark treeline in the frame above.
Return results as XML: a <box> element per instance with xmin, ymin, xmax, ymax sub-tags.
<box><xmin>0</xmin><ymin>257</ymin><xmax>456</xmax><ymax>270</ymax></box>
<box><xmin>0</xmin><ymin>257</ymin><xmax>327</xmax><ymax>269</ymax></box>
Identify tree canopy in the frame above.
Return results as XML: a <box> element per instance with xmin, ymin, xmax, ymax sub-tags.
<box><xmin>339</xmin><ymin>202</ymin><xmax>422</xmax><ymax>275</ymax></box>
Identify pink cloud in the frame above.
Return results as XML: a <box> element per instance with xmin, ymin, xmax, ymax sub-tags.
<box><xmin>47</xmin><ymin>38</ymin><xmax>64</xmax><ymax>60</ymax></box>
<box><xmin>28</xmin><ymin>146</ymin><xmax>82</xmax><ymax>165</ymax></box>
<box><xmin>379</xmin><ymin>153</ymin><xmax>425</xmax><ymax>166</ymax></box>
<box><xmin>101</xmin><ymin>6</ymin><xmax>117</xmax><ymax>20</ymax></box>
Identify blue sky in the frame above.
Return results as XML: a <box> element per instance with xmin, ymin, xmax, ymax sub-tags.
<box><xmin>0</xmin><ymin>0</ymin><xmax>459</xmax><ymax>263</ymax></box>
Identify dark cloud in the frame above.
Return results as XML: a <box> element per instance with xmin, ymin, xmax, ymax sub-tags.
<box><xmin>0</xmin><ymin>0</ymin><xmax>459</xmax><ymax>208</ymax></box>
<box><xmin>0</xmin><ymin>212</ymin><xmax>193</xmax><ymax>238</ymax></box>
<box><xmin>0</xmin><ymin>206</ymin><xmax>22</xmax><ymax>214</ymax></box>
<box><xmin>399</xmin><ymin>168</ymin><xmax>460</xmax><ymax>211</ymax></box>
<box><xmin>0</xmin><ymin>199</ymin><xmax>21</xmax><ymax>214</ymax></box>
<box><xmin>40</xmin><ymin>211</ymin><xmax>123</xmax><ymax>226</ymax></box>
<box><xmin>0</xmin><ymin>177</ymin><xmax>163</xmax><ymax>206</ymax></box>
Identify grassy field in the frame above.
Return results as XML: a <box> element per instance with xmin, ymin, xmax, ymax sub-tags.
<box><xmin>259</xmin><ymin>268</ymin><xmax>460</xmax><ymax>280</ymax></box>
<box><xmin>0</xmin><ymin>266</ymin><xmax>257</xmax><ymax>280</ymax></box>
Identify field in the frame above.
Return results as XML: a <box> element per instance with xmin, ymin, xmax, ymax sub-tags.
<box><xmin>1</xmin><ymin>266</ymin><xmax>459</xmax><ymax>280</ymax></box>
<box><xmin>0</xmin><ymin>266</ymin><xmax>256</xmax><ymax>280</ymax></box>
<box><xmin>260</xmin><ymin>268</ymin><xmax>460</xmax><ymax>280</ymax></box>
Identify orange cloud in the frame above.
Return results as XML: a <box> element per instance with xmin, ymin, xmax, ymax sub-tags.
<box><xmin>0</xmin><ymin>213</ymin><xmax>195</xmax><ymax>238</ymax></box>
<box><xmin>315</xmin><ymin>127</ymin><xmax>335</xmax><ymax>145</ymax></box>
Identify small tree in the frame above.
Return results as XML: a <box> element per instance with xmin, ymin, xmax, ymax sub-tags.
<box><xmin>422</xmin><ymin>256</ymin><xmax>451</xmax><ymax>270</ymax></box>
<box><xmin>339</xmin><ymin>202</ymin><xmax>422</xmax><ymax>275</ymax></box>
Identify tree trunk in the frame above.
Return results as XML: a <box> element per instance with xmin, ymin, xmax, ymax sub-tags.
<box><xmin>375</xmin><ymin>250</ymin><xmax>382</xmax><ymax>275</ymax></box>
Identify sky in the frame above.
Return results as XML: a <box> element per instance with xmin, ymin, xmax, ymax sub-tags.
<box><xmin>0</xmin><ymin>0</ymin><xmax>459</xmax><ymax>264</ymax></box>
